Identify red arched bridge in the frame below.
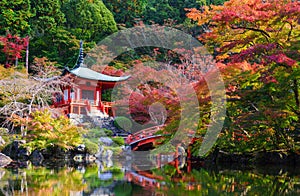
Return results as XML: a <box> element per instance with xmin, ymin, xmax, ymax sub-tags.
<box><xmin>125</xmin><ymin>125</ymin><xmax>165</xmax><ymax>151</ymax></box>
<box><xmin>125</xmin><ymin>125</ymin><xmax>202</xmax><ymax>152</ymax></box>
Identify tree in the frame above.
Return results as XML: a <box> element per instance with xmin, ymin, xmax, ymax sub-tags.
<box><xmin>0</xmin><ymin>34</ymin><xmax>29</xmax><ymax>67</ymax></box>
<box><xmin>0</xmin><ymin>58</ymin><xmax>73</xmax><ymax>134</ymax></box>
<box><xmin>29</xmin><ymin>28</ymin><xmax>80</xmax><ymax>67</ymax></box>
<box><xmin>28</xmin><ymin>0</ymin><xmax>80</xmax><ymax>67</ymax></box>
<box><xmin>143</xmin><ymin>0</ymin><xmax>200</xmax><ymax>25</ymax></box>
<box><xmin>63</xmin><ymin>0</ymin><xmax>118</xmax><ymax>42</ymax></box>
<box><xmin>30</xmin><ymin>0</ymin><xmax>66</xmax><ymax>35</ymax></box>
<box><xmin>103</xmin><ymin>0</ymin><xmax>147</xmax><ymax>27</ymax></box>
<box><xmin>0</xmin><ymin>0</ymin><xmax>32</xmax><ymax>36</ymax></box>
<box><xmin>187</xmin><ymin>0</ymin><xmax>300</xmax><ymax>152</ymax></box>
<box><xmin>12</xmin><ymin>109</ymin><xmax>84</xmax><ymax>151</ymax></box>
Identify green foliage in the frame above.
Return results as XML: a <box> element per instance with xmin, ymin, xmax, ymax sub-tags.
<box><xmin>12</xmin><ymin>109</ymin><xmax>85</xmax><ymax>151</ymax></box>
<box><xmin>143</xmin><ymin>0</ymin><xmax>181</xmax><ymax>25</ymax></box>
<box><xmin>0</xmin><ymin>0</ymin><xmax>33</xmax><ymax>36</ymax></box>
<box><xmin>103</xmin><ymin>0</ymin><xmax>147</xmax><ymax>27</ymax></box>
<box><xmin>101</xmin><ymin>89</ymin><xmax>113</xmax><ymax>102</ymax></box>
<box><xmin>114</xmin><ymin>116</ymin><xmax>132</xmax><ymax>132</ymax></box>
<box><xmin>111</xmin><ymin>137</ymin><xmax>124</xmax><ymax>146</ymax></box>
<box><xmin>29</xmin><ymin>28</ymin><xmax>80</xmax><ymax>67</ymax></box>
<box><xmin>62</xmin><ymin>0</ymin><xmax>118</xmax><ymax>42</ymax></box>
<box><xmin>83</xmin><ymin>138</ymin><xmax>99</xmax><ymax>155</ymax></box>
<box><xmin>84</xmin><ymin>128</ymin><xmax>113</xmax><ymax>143</ymax></box>
<box><xmin>103</xmin><ymin>128</ymin><xmax>114</xmax><ymax>137</ymax></box>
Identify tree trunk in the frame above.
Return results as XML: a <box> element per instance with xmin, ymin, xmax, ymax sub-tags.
<box><xmin>293</xmin><ymin>79</ymin><xmax>300</xmax><ymax>110</ymax></box>
<box><xmin>15</xmin><ymin>57</ymin><xmax>18</xmax><ymax>67</ymax></box>
<box><xmin>25</xmin><ymin>36</ymin><xmax>29</xmax><ymax>75</ymax></box>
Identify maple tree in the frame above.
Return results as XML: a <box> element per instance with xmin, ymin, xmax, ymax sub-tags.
<box><xmin>187</xmin><ymin>0</ymin><xmax>300</xmax><ymax>153</ymax></box>
<box><xmin>12</xmin><ymin>109</ymin><xmax>84</xmax><ymax>151</ymax></box>
<box><xmin>0</xmin><ymin>58</ymin><xmax>73</xmax><ymax>134</ymax></box>
<box><xmin>0</xmin><ymin>34</ymin><xmax>29</xmax><ymax>67</ymax></box>
<box><xmin>114</xmin><ymin>62</ymin><xmax>181</xmax><ymax>126</ymax></box>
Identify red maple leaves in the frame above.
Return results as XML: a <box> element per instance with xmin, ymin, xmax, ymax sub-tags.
<box><xmin>0</xmin><ymin>34</ymin><xmax>29</xmax><ymax>67</ymax></box>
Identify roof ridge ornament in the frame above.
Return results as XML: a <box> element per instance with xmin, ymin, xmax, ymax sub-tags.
<box><xmin>74</xmin><ymin>40</ymin><xmax>85</xmax><ymax>69</ymax></box>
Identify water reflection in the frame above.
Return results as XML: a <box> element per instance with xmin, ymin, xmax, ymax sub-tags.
<box><xmin>0</xmin><ymin>157</ymin><xmax>300</xmax><ymax>195</ymax></box>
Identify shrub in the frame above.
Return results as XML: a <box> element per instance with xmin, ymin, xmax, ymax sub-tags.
<box><xmin>111</xmin><ymin>137</ymin><xmax>125</xmax><ymax>146</ymax></box>
<box><xmin>85</xmin><ymin>128</ymin><xmax>114</xmax><ymax>143</ymax></box>
<box><xmin>12</xmin><ymin>109</ymin><xmax>85</xmax><ymax>151</ymax></box>
<box><xmin>114</xmin><ymin>116</ymin><xmax>132</xmax><ymax>132</ymax></box>
<box><xmin>103</xmin><ymin>129</ymin><xmax>114</xmax><ymax>137</ymax></box>
<box><xmin>83</xmin><ymin>138</ymin><xmax>99</xmax><ymax>155</ymax></box>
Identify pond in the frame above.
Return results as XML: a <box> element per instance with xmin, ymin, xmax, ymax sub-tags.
<box><xmin>0</xmin><ymin>157</ymin><xmax>300</xmax><ymax>195</ymax></box>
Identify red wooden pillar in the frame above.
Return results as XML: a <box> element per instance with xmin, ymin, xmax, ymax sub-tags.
<box><xmin>68</xmin><ymin>88</ymin><xmax>73</xmax><ymax>114</ymax></box>
<box><xmin>68</xmin><ymin>87</ymin><xmax>71</xmax><ymax>103</ymax></box>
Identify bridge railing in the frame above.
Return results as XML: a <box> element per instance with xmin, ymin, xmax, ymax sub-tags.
<box><xmin>125</xmin><ymin>125</ymin><xmax>165</xmax><ymax>144</ymax></box>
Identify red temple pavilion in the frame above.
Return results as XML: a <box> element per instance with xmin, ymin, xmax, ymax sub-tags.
<box><xmin>52</xmin><ymin>41</ymin><xmax>129</xmax><ymax>117</ymax></box>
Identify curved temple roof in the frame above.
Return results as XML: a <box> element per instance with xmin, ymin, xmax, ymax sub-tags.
<box><xmin>66</xmin><ymin>40</ymin><xmax>130</xmax><ymax>82</ymax></box>
<box><xmin>67</xmin><ymin>66</ymin><xmax>130</xmax><ymax>82</ymax></box>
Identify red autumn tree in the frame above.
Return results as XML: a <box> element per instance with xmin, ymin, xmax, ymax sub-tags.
<box><xmin>187</xmin><ymin>0</ymin><xmax>300</xmax><ymax>152</ymax></box>
<box><xmin>187</xmin><ymin>0</ymin><xmax>299</xmax><ymax>66</ymax></box>
<box><xmin>0</xmin><ymin>34</ymin><xmax>29</xmax><ymax>67</ymax></box>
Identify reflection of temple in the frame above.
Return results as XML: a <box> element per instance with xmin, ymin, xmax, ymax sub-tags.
<box><xmin>125</xmin><ymin>157</ymin><xmax>203</xmax><ymax>191</ymax></box>
<box><xmin>52</xmin><ymin>41</ymin><xmax>129</xmax><ymax>117</ymax></box>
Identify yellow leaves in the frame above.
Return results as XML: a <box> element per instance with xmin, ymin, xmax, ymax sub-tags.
<box><xmin>186</xmin><ymin>7</ymin><xmax>212</xmax><ymax>26</ymax></box>
<box><xmin>11</xmin><ymin>109</ymin><xmax>85</xmax><ymax>150</ymax></box>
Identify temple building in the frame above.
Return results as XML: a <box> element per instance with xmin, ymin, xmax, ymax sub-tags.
<box><xmin>52</xmin><ymin>41</ymin><xmax>129</xmax><ymax>117</ymax></box>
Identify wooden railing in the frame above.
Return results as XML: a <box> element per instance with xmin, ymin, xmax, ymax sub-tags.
<box><xmin>102</xmin><ymin>101</ymin><xmax>113</xmax><ymax>107</ymax></box>
<box><xmin>125</xmin><ymin>125</ymin><xmax>165</xmax><ymax>144</ymax></box>
<box><xmin>54</xmin><ymin>99</ymin><xmax>115</xmax><ymax>116</ymax></box>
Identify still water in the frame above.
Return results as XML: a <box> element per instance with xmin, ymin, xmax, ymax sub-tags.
<box><xmin>0</xmin><ymin>157</ymin><xmax>300</xmax><ymax>195</ymax></box>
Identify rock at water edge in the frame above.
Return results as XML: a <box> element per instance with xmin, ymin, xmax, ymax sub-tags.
<box><xmin>0</xmin><ymin>153</ymin><xmax>12</xmax><ymax>167</ymax></box>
